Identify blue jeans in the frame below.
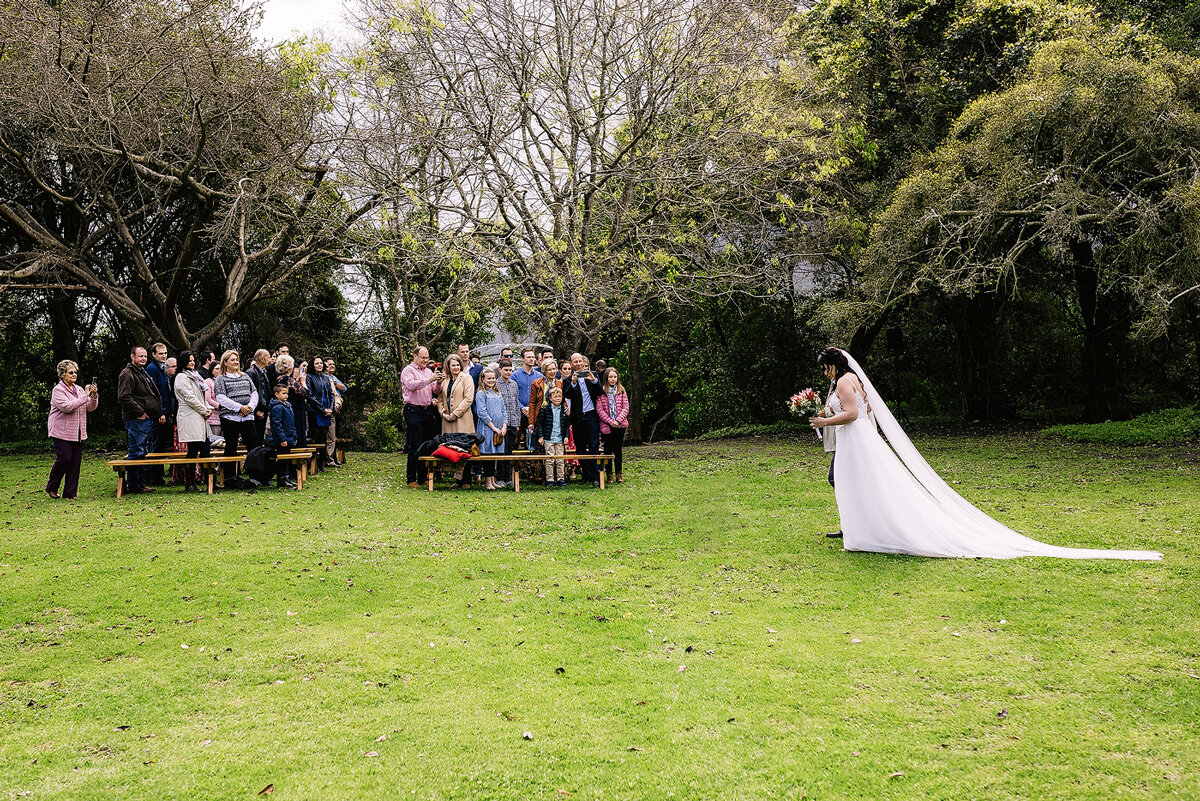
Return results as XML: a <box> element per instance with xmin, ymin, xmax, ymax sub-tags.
<box><xmin>124</xmin><ymin>417</ymin><xmax>156</xmax><ymax>492</ymax></box>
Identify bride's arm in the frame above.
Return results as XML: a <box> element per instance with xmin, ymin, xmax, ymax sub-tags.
<box><xmin>810</xmin><ymin>378</ymin><xmax>859</xmax><ymax>428</ymax></box>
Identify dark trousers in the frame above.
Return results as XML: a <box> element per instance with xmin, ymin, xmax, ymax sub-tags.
<box><xmin>498</xmin><ymin>428</ymin><xmax>517</xmax><ymax>481</ymax></box>
<box><xmin>123</xmin><ymin>418</ymin><xmax>155</xmax><ymax>492</ymax></box>
<box><xmin>291</xmin><ymin>400</ymin><xmax>309</xmax><ymax>447</ymax></box>
<box><xmin>574</xmin><ymin>411</ymin><xmax>601</xmax><ymax>482</ymax></box>
<box><xmin>310</xmin><ymin>422</ymin><xmax>330</xmax><ymax>469</ymax></box>
<box><xmin>828</xmin><ymin>452</ymin><xmax>835</xmax><ymax>488</ymax></box>
<box><xmin>519</xmin><ymin>413</ymin><xmax>532</xmax><ymax>451</ymax></box>
<box><xmin>404</xmin><ymin>404</ymin><xmax>439</xmax><ymax>484</ymax></box>
<box><xmin>254</xmin><ymin>414</ymin><xmax>268</xmax><ymax>450</ymax></box>
<box><xmin>221</xmin><ymin>418</ymin><xmax>256</xmax><ymax>483</ymax></box>
<box><xmin>47</xmin><ymin>437</ymin><xmax>85</xmax><ymax>498</ymax></box>
<box><xmin>184</xmin><ymin>441</ymin><xmax>211</xmax><ymax>487</ymax></box>
<box><xmin>150</xmin><ymin>419</ymin><xmax>174</xmax><ymax>483</ymax></box>
<box><xmin>275</xmin><ymin>443</ymin><xmax>293</xmax><ymax>485</ymax></box>
<box><xmin>601</xmin><ymin>428</ymin><xmax>625</xmax><ymax>476</ymax></box>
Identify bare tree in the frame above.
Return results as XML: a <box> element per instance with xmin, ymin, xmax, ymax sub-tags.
<box><xmin>0</xmin><ymin>0</ymin><xmax>376</xmax><ymax>350</ymax></box>
<box><xmin>348</xmin><ymin>0</ymin><xmax>814</xmax><ymax>437</ymax></box>
<box><xmin>330</xmin><ymin>29</ymin><xmax>500</xmax><ymax>374</ymax></box>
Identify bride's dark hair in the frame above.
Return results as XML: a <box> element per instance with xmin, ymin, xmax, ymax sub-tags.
<box><xmin>817</xmin><ymin>347</ymin><xmax>856</xmax><ymax>379</ymax></box>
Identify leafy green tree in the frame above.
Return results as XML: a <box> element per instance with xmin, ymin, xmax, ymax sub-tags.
<box><xmin>867</xmin><ymin>32</ymin><xmax>1200</xmax><ymax>419</ymax></box>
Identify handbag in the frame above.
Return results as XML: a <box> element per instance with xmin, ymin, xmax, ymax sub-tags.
<box><xmin>492</xmin><ymin>431</ymin><xmax>505</xmax><ymax>446</ymax></box>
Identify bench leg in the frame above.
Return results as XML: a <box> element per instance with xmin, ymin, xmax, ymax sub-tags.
<box><xmin>427</xmin><ymin>470</ymin><xmax>434</xmax><ymax>491</ymax></box>
<box><xmin>599</xmin><ymin>468</ymin><xmax>605</xmax><ymax>490</ymax></box>
<box><xmin>207</xmin><ymin>469</ymin><xmax>214</xmax><ymax>495</ymax></box>
<box><xmin>513</xmin><ymin>468</ymin><xmax>520</xmax><ymax>493</ymax></box>
<box><xmin>116</xmin><ymin>469</ymin><xmax>125</xmax><ymax>499</ymax></box>
<box><xmin>296</xmin><ymin>465</ymin><xmax>304</xmax><ymax>491</ymax></box>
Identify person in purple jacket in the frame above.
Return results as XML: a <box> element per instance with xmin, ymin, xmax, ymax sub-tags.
<box><xmin>46</xmin><ymin>360</ymin><xmax>99</xmax><ymax>499</ymax></box>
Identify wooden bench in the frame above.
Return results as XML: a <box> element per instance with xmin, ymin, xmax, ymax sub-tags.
<box><xmin>106</xmin><ymin>449</ymin><xmax>317</xmax><ymax>497</ymax></box>
<box><xmin>143</xmin><ymin>447</ymin><xmax>321</xmax><ymax>476</ymax></box>
<box><xmin>419</xmin><ymin>454</ymin><xmax>614</xmax><ymax>492</ymax></box>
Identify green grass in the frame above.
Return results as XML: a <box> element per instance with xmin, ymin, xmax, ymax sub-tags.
<box><xmin>1043</xmin><ymin>406</ymin><xmax>1200</xmax><ymax>446</ymax></box>
<box><xmin>2</xmin><ymin>434</ymin><xmax>1198</xmax><ymax>800</ymax></box>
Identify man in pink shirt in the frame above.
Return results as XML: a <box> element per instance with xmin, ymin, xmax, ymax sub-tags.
<box><xmin>401</xmin><ymin>346</ymin><xmax>444</xmax><ymax>487</ymax></box>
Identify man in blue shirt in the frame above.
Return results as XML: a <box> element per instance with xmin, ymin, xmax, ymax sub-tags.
<box><xmin>144</xmin><ymin>341</ymin><xmax>175</xmax><ymax>484</ymax></box>
<box><xmin>511</xmin><ymin>347</ymin><xmax>542</xmax><ymax>449</ymax></box>
<box><xmin>458</xmin><ymin>342</ymin><xmax>485</xmax><ymax>384</ymax></box>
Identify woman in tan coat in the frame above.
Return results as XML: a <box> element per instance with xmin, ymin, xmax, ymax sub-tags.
<box><xmin>435</xmin><ymin>353</ymin><xmax>476</xmax><ymax>487</ymax></box>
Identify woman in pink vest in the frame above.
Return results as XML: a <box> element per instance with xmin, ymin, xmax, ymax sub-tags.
<box><xmin>46</xmin><ymin>359</ymin><xmax>99</xmax><ymax>499</ymax></box>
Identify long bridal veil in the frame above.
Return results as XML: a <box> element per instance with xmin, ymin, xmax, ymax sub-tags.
<box><xmin>836</xmin><ymin>350</ymin><xmax>1162</xmax><ymax>560</ymax></box>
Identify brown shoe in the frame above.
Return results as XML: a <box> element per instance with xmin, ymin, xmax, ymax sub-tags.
<box><xmin>407</xmin><ymin>482</ymin><xmax>421</xmax><ymax>488</ymax></box>
<box><xmin>615</xmin><ymin>474</ymin><xmax>624</xmax><ymax>483</ymax></box>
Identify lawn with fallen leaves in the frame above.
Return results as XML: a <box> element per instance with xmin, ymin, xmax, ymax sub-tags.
<box><xmin>1</xmin><ymin>434</ymin><xmax>1197</xmax><ymax>800</ymax></box>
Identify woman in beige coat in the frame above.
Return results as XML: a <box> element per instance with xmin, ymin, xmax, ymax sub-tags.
<box><xmin>174</xmin><ymin>351</ymin><xmax>217</xmax><ymax>491</ymax></box>
<box><xmin>435</xmin><ymin>353</ymin><xmax>476</xmax><ymax>487</ymax></box>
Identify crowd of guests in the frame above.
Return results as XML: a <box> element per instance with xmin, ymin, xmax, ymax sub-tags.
<box><xmin>46</xmin><ymin>339</ymin><xmax>631</xmax><ymax>498</ymax></box>
<box><xmin>46</xmin><ymin>342</ymin><xmax>347</xmax><ymax>498</ymax></box>
<box><xmin>401</xmin><ymin>343</ymin><xmax>630</xmax><ymax>490</ymax></box>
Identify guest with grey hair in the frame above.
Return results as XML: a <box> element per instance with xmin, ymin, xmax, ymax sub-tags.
<box><xmin>276</xmin><ymin>354</ymin><xmax>309</xmax><ymax>448</ymax></box>
<box><xmin>46</xmin><ymin>360</ymin><xmax>98</xmax><ymax>499</ymax></box>
<box><xmin>247</xmin><ymin>348</ymin><xmax>272</xmax><ymax>447</ymax></box>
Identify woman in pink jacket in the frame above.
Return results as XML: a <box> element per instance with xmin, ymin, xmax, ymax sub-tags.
<box><xmin>46</xmin><ymin>359</ymin><xmax>99</xmax><ymax>499</ymax></box>
<box><xmin>596</xmin><ymin>367</ymin><xmax>630</xmax><ymax>483</ymax></box>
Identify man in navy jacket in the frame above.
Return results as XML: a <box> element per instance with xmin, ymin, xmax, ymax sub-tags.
<box><xmin>144</xmin><ymin>342</ymin><xmax>175</xmax><ymax>483</ymax></box>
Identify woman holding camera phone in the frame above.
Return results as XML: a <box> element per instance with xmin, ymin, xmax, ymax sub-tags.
<box><xmin>46</xmin><ymin>360</ymin><xmax>99</xmax><ymax>499</ymax></box>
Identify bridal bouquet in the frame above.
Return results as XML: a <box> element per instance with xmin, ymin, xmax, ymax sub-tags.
<box><xmin>787</xmin><ymin>388</ymin><xmax>823</xmax><ymax>418</ymax></box>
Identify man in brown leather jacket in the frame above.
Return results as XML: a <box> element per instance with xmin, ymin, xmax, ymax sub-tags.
<box><xmin>116</xmin><ymin>346</ymin><xmax>162</xmax><ymax>494</ymax></box>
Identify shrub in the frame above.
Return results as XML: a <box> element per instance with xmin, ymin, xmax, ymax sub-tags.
<box><xmin>364</xmin><ymin>403</ymin><xmax>404</xmax><ymax>452</ymax></box>
<box><xmin>1041</xmin><ymin>407</ymin><xmax>1200</xmax><ymax>447</ymax></box>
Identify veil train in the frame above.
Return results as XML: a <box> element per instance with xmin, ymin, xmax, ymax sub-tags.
<box><xmin>835</xmin><ymin>350</ymin><xmax>1162</xmax><ymax>561</ymax></box>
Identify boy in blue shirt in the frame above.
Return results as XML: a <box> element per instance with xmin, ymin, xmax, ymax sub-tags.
<box><xmin>536</xmin><ymin>385</ymin><xmax>569</xmax><ymax>487</ymax></box>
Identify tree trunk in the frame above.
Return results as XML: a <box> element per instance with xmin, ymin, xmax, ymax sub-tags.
<box><xmin>1072</xmin><ymin>240</ymin><xmax>1114</xmax><ymax>422</ymax></box>
<box><xmin>1190</xmin><ymin>297</ymin><xmax>1200</xmax><ymax>402</ymax></box>
<box><xmin>950</xmin><ymin>295</ymin><xmax>997</xmax><ymax>420</ymax></box>
<box><xmin>626</xmin><ymin>320</ymin><xmax>645</xmax><ymax>443</ymax></box>
<box><xmin>48</xmin><ymin>292</ymin><xmax>79</xmax><ymax>364</ymax></box>
<box><xmin>849</xmin><ymin>310</ymin><xmax>890</xmax><ymax>362</ymax></box>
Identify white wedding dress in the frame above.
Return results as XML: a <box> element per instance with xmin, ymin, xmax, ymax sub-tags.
<box><xmin>828</xmin><ymin>351</ymin><xmax>1162</xmax><ymax>560</ymax></box>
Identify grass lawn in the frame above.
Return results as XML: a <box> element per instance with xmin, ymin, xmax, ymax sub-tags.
<box><xmin>1</xmin><ymin>434</ymin><xmax>1197</xmax><ymax>800</ymax></box>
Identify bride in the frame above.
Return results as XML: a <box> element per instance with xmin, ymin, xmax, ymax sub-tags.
<box><xmin>807</xmin><ymin>348</ymin><xmax>1161</xmax><ymax>560</ymax></box>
